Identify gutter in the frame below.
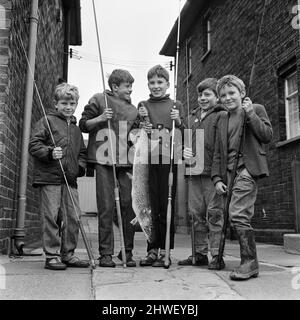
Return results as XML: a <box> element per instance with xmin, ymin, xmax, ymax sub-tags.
<box><xmin>12</xmin><ymin>0</ymin><xmax>39</xmax><ymax>254</ymax></box>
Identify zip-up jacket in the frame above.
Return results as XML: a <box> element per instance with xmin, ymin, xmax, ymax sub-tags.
<box><xmin>29</xmin><ymin>111</ymin><xmax>87</xmax><ymax>188</ymax></box>
<box><xmin>186</xmin><ymin>103</ymin><xmax>226</xmax><ymax>176</ymax></box>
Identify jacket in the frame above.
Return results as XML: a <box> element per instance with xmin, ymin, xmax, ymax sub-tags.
<box><xmin>29</xmin><ymin>111</ymin><xmax>87</xmax><ymax>188</ymax></box>
<box><xmin>79</xmin><ymin>91</ymin><xmax>138</xmax><ymax>167</ymax></box>
<box><xmin>186</xmin><ymin>103</ymin><xmax>226</xmax><ymax>176</ymax></box>
<box><xmin>211</xmin><ymin>104</ymin><xmax>273</xmax><ymax>185</ymax></box>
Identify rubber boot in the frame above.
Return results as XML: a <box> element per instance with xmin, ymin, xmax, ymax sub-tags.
<box><xmin>230</xmin><ymin>228</ymin><xmax>259</xmax><ymax>280</ymax></box>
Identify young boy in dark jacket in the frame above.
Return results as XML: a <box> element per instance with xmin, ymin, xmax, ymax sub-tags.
<box><xmin>138</xmin><ymin>65</ymin><xmax>184</xmax><ymax>267</ymax></box>
<box><xmin>79</xmin><ymin>69</ymin><xmax>138</xmax><ymax>267</ymax></box>
<box><xmin>29</xmin><ymin>83</ymin><xmax>88</xmax><ymax>270</ymax></box>
<box><xmin>178</xmin><ymin>78</ymin><xmax>226</xmax><ymax>269</ymax></box>
<box><xmin>212</xmin><ymin>75</ymin><xmax>273</xmax><ymax>280</ymax></box>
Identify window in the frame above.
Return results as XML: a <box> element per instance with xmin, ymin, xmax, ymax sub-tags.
<box><xmin>0</xmin><ymin>5</ymin><xmax>6</xmax><ymax>29</ymax></box>
<box><xmin>285</xmin><ymin>72</ymin><xmax>300</xmax><ymax>139</ymax></box>
<box><xmin>185</xmin><ymin>39</ymin><xmax>192</xmax><ymax>79</ymax></box>
<box><xmin>203</xmin><ymin>17</ymin><xmax>211</xmax><ymax>54</ymax></box>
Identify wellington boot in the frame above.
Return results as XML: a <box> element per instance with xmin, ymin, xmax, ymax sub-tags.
<box><xmin>230</xmin><ymin>228</ymin><xmax>259</xmax><ymax>281</ymax></box>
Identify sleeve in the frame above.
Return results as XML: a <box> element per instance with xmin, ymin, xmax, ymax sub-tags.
<box><xmin>79</xmin><ymin>94</ymin><xmax>106</xmax><ymax>133</ymax></box>
<box><xmin>246</xmin><ymin>104</ymin><xmax>273</xmax><ymax>144</ymax></box>
<box><xmin>175</xmin><ymin>100</ymin><xmax>186</xmax><ymax>130</ymax></box>
<box><xmin>29</xmin><ymin>117</ymin><xmax>54</xmax><ymax>162</ymax></box>
<box><xmin>78</xmin><ymin>133</ymin><xmax>87</xmax><ymax>177</ymax></box>
<box><xmin>211</xmin><ymin>115</ymin><xmax>223</xmax><ymax>185</ymax></box>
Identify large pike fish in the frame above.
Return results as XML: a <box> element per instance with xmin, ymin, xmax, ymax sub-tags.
<box><xmin>131</xmin><ymin>128</ymin><xmax>154</xmax><ymax>243</ymax></box>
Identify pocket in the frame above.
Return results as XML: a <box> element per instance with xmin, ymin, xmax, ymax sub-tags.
<box><xmin>239</xmin><ymin>168</ymin><xmax>255</xmax><ymax>183</ymax></box>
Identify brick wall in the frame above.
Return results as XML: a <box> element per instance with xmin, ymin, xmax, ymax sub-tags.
<box><xmin>0</xmin><ymin>0</ymin><xmax>65</xmax><ymax>253</ymax></box>
<box><xmin>175</xmin><ymin>0</ymin><xmax>300</xmax><ymax>244</ymax></box>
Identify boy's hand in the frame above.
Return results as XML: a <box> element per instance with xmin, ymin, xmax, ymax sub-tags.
<box><xmin>215</xmin><ymin>181</ymin><xmax>227</xmax><ymax>195</ymax></box>
<box><xmin>170</xmin><ymin>109</ymin><xmax>181</xmax><ymax>126</ymax></box>
<box><xmin>52</xmin><ymin>147</ymin><xmax>63</xmax><ymax>160</ymax></box>
<box><xmin>138</xmin><ymin>106</ymin><xmax>148</xmax><ymax>118</ymax></box>
<box><xmin>183</xmin><ymin>147</ymin><xmax>193</xmax><ymax>160</ymax></box>
<box><xmin>140</xmin><ymin>121</ymin><xmax>153</xmax><ymax>134</ymax></box>
<box><xmin>242</xmin><ymin>97</ymin><xmax>254</xmax><ymax>116</ymax></box>
<box><xmin>99</xmin><ymin>108</ymin><xmax>113</xmax><ymax>122</ymax></box>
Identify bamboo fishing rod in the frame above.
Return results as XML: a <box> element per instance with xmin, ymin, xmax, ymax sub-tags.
<box><xmin>216</xmin><ymin>0</ymin><xmax>268</xmax><ymax>268</ymax></box>
<box><xmin>164</xmin><ymin>0</ymin><xmax>182</xmax><ymax>269</ymax></box>
<box><xmin>92</xmin><ymin>0</ymin><xmax>127</xmax><ymax>267</ymax></box>
<box><xmin>17</xmin><ymin>33</ymin><xmax>96</xmax><ymax>269</ymax></box>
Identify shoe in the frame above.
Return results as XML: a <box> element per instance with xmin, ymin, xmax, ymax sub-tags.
<box><xmin>62</xmin><ymin>256</ymin><xmax>90</xmax><ymax>268</ymax></box>
<box><xmin>117</xmin><ymin>251</ymin><xmax>136</xmax><ymax>267</ymax></box>
<box><xmin>45</xmin><ymin>257</ymin><xmax>67</xmax><ymax>270</ymax></box>
<box><xmin>99</xmin><ymin>255</ymin><xmax>116</xmax><ymax>268</ymax></box>
<box><xmin>230</xmin><ymin>228</ymin><xmax>259</xmax><ymax>280</ymax></box>
<box><xmin>152</xmin><ymin>255</ymin><xmax>171</xmax><ymax>267</ymax></box>
<box><xmin>139</xmin><ymin>252</ymin><xmax>158</xmax><ymax>267</ymax></box>
<box><xmin>208</xmin><ymin>256</ymin><xmax>225</xmax><ymax>270</ymax></box>
<box><xmin>178</xmin><ymin>254</ymin><xmax>208</xmax><ymax>266</ymax></box>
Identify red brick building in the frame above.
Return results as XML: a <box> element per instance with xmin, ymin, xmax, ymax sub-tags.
<box><xmin>160</xmin><ymin>0</ymin><xmax>300</xmax><ymax>244</ymax></box>
<box><xmin>0</xmin><ymin>0</ymin><xmax>81</xmax><ymax>253</ymax></box>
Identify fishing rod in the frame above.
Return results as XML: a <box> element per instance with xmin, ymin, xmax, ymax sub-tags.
<box><xmin>17</xmin><ymin>33</ymin><xmax>96</xmax><ymax>269</ymax></box>
<box><xmin>184</xmin><ymin>39</ymin><xmax>196</xmax><ymax>266</ymax></box>
<box><xmin>216</xmin><ymin>0</ymin><xmax>268</xmax><ymax>268</ymax></box>
<box><xmin>164</xmin><ymin>0</ymin><xmax>182</xmax><ymax>269</ymax></box>
<box><xmin>92</xmin><ymin>0</ymin><xmax>127</xmax><ymax>267</ymax></box>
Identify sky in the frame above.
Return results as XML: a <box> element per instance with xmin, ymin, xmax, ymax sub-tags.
<box><xmin>68</xmin><ymin>0</ymin><xmax>187</xmax><ymax>121</ymax></box>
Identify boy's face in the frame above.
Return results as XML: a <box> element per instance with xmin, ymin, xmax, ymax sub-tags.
<box><xmin>112</xmin><ymin>82</ymin><xmax>132</xmax><ymax>102</ymax></box>
<box><xmin>55</xmin><ymin>99</ymin><xmax>77</xmax><ymax>118</ymax></box>
<box><xmin>218</xmin><ymin>84</ymin><xmax>245</xmax><ymax>111</ymax></box>
<box><xmin>197</xmin><ymin>88</ymin><xmax>218</xmax><ymax>111</ymax></box>
<box><xmin>148</xmin><ymin>75</ymin><xmax>170</xmax><ymax>98</ymax></box>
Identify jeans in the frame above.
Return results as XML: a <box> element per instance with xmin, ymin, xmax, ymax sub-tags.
<box><xmin>229</xmin><ymin>167</ymin><xmax>258</xmax><ymax>229</ymax></box>
<box><xmin>188</xmin><ymin>175</ymin><xmax>224</xmax><ymax>256</ymax></box>
<box><xmin>40</xmin><ymin>184</ymin><xmax>80</xmax><ymax>260</ymax></box>
<box><xmin>95</xmin><ymin>164</ymin><xmax>135</xmax><ymax>256</ymax></box>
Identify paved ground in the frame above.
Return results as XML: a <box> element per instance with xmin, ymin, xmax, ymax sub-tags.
<box><xmin>0</xmin><ymin>215</ymin><xmax>300</xmax><ymax>301</ymax></box>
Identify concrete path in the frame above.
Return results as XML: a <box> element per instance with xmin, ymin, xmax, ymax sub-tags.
<box><xmin>1</xmin><ymin>215</ymin><xmax>300</xmax><ymax>300</ymax></box>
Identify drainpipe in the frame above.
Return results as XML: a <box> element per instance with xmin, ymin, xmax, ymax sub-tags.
<box><xmin>63</xmin><ymin>7</ymin><xmax>70</xmax><ymax>81</ymax></box>
<box><xmin>13</xmin><ymin>0</ymin><xmax>39</xmax><ymax>254</ymax></box>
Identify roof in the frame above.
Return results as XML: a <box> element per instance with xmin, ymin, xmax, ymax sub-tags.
<box><xmin>62</xmin><ymin>0</ymin><xmax>82</xmax><ymax>45</ymax></box>
<box><xmin>159</xmin><ymin>0</ymin><xmax>207</xmax><ymax>56</ymax></box>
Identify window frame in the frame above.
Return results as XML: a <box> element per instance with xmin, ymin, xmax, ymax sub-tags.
<box><xmin>201</xmin><ymin>14</ymin><xmax>211</xmax><ymax>61</ymax></box>
<box><xmin>284</xmin><ymin>71</ymin><xmax>300</xmax><ymax>140</ymax></box>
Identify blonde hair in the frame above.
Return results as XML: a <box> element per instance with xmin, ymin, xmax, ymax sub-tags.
<box><xmin>54</xmin><ymin>83</ymin><xmax>79</xmax><ymax>103</ymax></box>
<box><xmin>216</xmin><ymin>75</ymin><xmax>246</xmax><ymax>95</ymax></box>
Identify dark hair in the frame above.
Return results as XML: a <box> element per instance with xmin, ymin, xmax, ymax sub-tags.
<box><xmin>108</xmin><ymin>69</ymin><xmax>134</xmax><ymax>91</ymax></box>
<box><xmin>197</xmin><ymin>78</ymin><xmax>218</xmax><ymax>96</ymax></box>
<box><xmin>147</xmin><ymin>64</ymin><xmax>169</xmax><ymax>82</ymax></box>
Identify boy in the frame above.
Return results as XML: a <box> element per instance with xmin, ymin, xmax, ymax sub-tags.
<box><xmin>178</xmin><ymin>78</ymin><xmax>226</xmax><ymax>269</ymax></box>
<box><xmin>79</xmin><ymin>69</ymin><xmax>138</xmax><ymax>267</ymax></box>
<box><xmin>212</xmin><ymin>75</ymin><xmax>273</xmax><ymax>280</ymax></box>
<box><xmin>29</xmin><ymin>83</ymin><xmax>89</xmax><ymax>270</ymax></box>
<box><xmin>138</xmin><ymin>65</ymin><xmax>184</xmax><ymax>267</ymax></box>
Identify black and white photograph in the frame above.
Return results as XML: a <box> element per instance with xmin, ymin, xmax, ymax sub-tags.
<box><xmin>0</xmin><ymin>0</ymin><xmax>300</xmax><ymax>307</ymax></box>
